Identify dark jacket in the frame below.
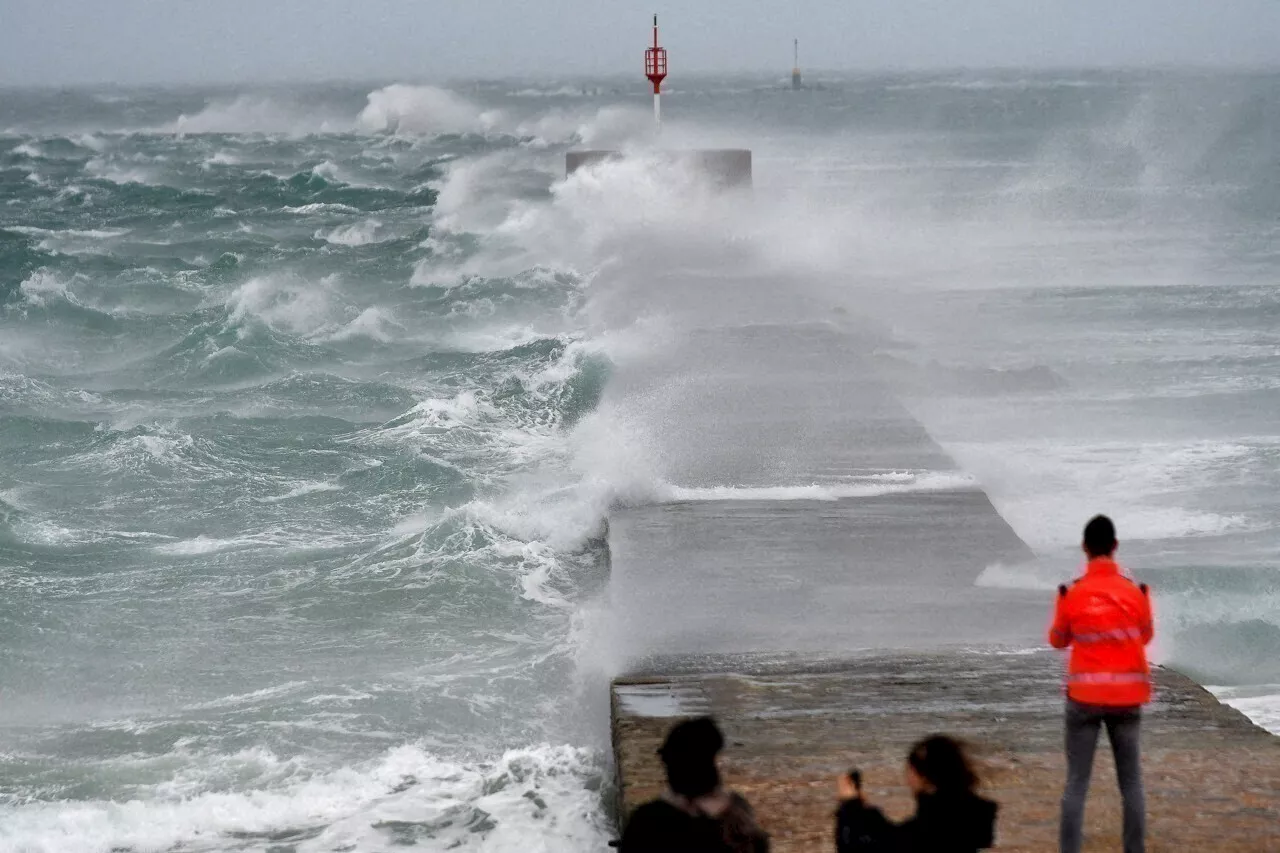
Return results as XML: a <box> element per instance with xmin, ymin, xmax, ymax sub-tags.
<box><xmin>619</xmin><ymin>792</ymin><xmax>769</xmax><ymax>853</ymax></box>
<box><xmin>894</xmin><ymin>791</ymin><xmax>998</xmax><ymax>853</ymax></box>
<box><xmin>835</xmin><ymin>799</ymin><xmax>894</xmax><ymax>853</ymax></box>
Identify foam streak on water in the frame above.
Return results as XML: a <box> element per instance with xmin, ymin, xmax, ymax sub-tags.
<box><xmin>2</xmin><ymin>71</ymin><xmax>1280</xmax><ymax>851</ymax></box>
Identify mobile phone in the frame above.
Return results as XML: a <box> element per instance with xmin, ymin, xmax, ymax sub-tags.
<box><xmin>847</xmin><ymin>769</ymin><xmax>862</xmax><ymax>789</ymax></box>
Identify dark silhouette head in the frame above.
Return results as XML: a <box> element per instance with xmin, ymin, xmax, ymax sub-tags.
<box><xmin>658</xmin><ymin>717</ymin><xmax>724</xmax><ymax>798</ymax></box>
<box><xmin>907</xmin><ymin>735</ymin><xmax>978</xmax><ymax>795</ymax></box>
<box><xmin>1083</xmin><ymin>515</ymin><xmax>1118</xmax><ymax>558</ymax></box>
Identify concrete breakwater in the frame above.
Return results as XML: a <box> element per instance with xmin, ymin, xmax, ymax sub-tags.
<box><xmin>601</xmin><ymin>313</ymin><xmax>1043</xmax><ymax>666</ymax></box>
<box><xmin>600</xmin><ymin>307</ymin><xmax>1279</xmax><ymax>849</ymax></box>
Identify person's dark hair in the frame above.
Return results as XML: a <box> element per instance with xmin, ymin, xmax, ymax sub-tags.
<box><xmin>658</xmin><ymin>717</ymin><xmax>724</xmax><ymax>798</ymax></box>
<box><xmin>1083</xmin><ymin>514</ymin><xmax>1117</xmax><ymax>557</ymax></box>
<box><xmin>908</xmin><ymin>735</ymin><xmax>978</xmax><ymax>795</ymax></box>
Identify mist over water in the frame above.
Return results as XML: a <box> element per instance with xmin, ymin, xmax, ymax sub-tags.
<box><xmin>2</xmin><ymin>71</ymin><xmax>1279</xmax><ymax>851</ymax></box>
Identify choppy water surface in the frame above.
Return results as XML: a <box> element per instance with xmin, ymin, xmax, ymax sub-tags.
<box><xmin>2</xmin><ymin>72</ymin><xmax>1279</xmax><ymax>851</ymax></box>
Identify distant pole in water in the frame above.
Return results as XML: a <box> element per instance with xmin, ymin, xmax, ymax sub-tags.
<box><xmin>792</xmin><ymin>38</ymin><xmax>802</xmax><ymax>90</ymax></box>
<box><xmin>645</xmin><ymin>14</ymin><xmax>668</xmax><ymax>131</ymax></box>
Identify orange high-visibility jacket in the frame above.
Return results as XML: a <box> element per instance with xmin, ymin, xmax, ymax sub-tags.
<box><xmin>1048</xmin><ymin>557</ymin><xmax>1154</xmax><ymax>707</ymax></box>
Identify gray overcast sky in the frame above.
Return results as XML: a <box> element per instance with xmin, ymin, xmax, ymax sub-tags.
<box><xmin>3</xmin><ymin>1</ymin><xmax>1279</xmax><ymax>86</ymax></box>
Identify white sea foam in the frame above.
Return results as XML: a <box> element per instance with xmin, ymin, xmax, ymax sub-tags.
<box><xmin>310</xmin><ymin>159</ymin><xmax>354</xmax><ymax>184</ymax></box>
<box><xmin>262</xmin><ymin>482</ymin><xmax>343</xmax><ymax>503</ymax></box>
<box><xmin>12</xmin><ymin>141</ymin><xmax>42</xmax><ymax>159</ymax></box>
<box><xmin>415</xmin><ymin>150</ymin><xmax>685</xmax><ymax>287</ymax></box>
<box><xmin>357</xmin><ymin>85</ymin><xmax>502</xmax><ymax>136</ymax></box>
<box><xmin>500</xmin><ymin>539</ymin><xmax>575</xmax><ymax>608</ymax></box>
<box><xmin>84</xmin><ymin>156</ymin><xmax>154</xmax><ymax>185</ymax></box>
<box><xmin>415</xmin><ymin>149</ymin><xmax>760</xmax><ymax>295</ymax></box>
<box><xmin>8</xmin><ymin>226</ymin><xmax>132</xmax><ymax>257</ymax></box>
<box><xmin>155</xmin><ymin>528</ymin><xmax>357</xmax><ymax>557</ymax></box>
<box><xmin>943</xmin><ymin>438</ymin><xmax>1258</xmax><ymax>549</ymax></box>
<box><xmin>57</xmin><ymin>429</ymin><xmax>209</xmax><ymax>477</ymax></box>
<box><xmin>225</xmin><ymin>273</ymin><xmax>337</xmax><ymax>336</ymax></box>
<box><xmin>167</xmin><ymin>95</ymin><xmax>345</xmax><ymax>136</ymax></box>
<box><xmin>202</xmin><ymin>150</ymin><xmax>241</xmax><ymax>167</ymax></box>
<box><xmin>69</xmin><ymin>133</ymin><xmax>107</xmax><ymax>152</ymax></box>
<box><xmin>283</xmin><ymin>202</ymin><xmax>360</xmax><ymax>215</ymax></box>
<box><xmin>975</xmin><ymin>559</ymin><xmax>1070</xmax><ymax>591</ymax></box>
<box><xmin>440</xmin><ymin>325</ymin><xmax>565</xmax><ymax>353</ymax></box>
<box><xmin>17</xmin><ymin>271</ymin><xmax>76</xmax><ymax>307</ymax></box>
<box><xmin>155</xmin><ymin>534</ymin><xmax>266</xmax><ymax>556</ymax></box>
<box><xmin>10</xmin><ymin>518</ymin><xmax>175</xmax><ymax>549</ymax></box>
<box><xmin>78</xmin><ymin>228</ymin><xmax>131</xmax><ymax>240</ymax></box>
<box><xmin>318</xmin><ymin>307</ymin><xmax>400</xmax><ymax>343</ymax></box>
<box><xmin>0</xmin><ymin>743</ymin><xmax>607</xmax><ymax>853</ymax></box>
<box><xmin>345</xmin><ymin>387</ymin><xmax>542</xmax><ymax>487</ymax></box>
<box><xmin>1210</xmin><ymin>686</ymin><xmax>1280</xmax><ymax>735</ymax></box>
<box><xmin>180</xmin><ymin>681</ymin><xmax>312</xmax><ymax>712</ymax></box>
<box><xmin>0</xmin><ymin>373</ymin><xmax>104</xmax><ymax>408</ymax></box>
<box><xmin>419</xmin><ymin>150</ymin><xmax>542</xmax><ymax>239</ymax></box>
<box><xmin>385</xmin><ymin>495</ymin><xmax>599</xmax><ymax>600</ymax></box>
<box><xmin>318</xmin><ymin>219</ymin><xmax>385</xmax><ymax>246</ymax></box>
<box><xmin>503</xmin><ymin>105</ymin><xmax>653</xmax><ymax>148</ymax></box>
<box><xmin>663</xmin><ymin>472</ymin><xmax>976</xmax><ymax>502</ymax></box>
<box><xmin>381</xmin><ymin>391</ymin><xmax>493</xmax><ymax>434</ymax></box>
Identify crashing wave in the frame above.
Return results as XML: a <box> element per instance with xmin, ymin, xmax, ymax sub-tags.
<box><xmin>357</xmin><ymin>85</ymin><xmax>503</xmax><ymax>136</ymax></box>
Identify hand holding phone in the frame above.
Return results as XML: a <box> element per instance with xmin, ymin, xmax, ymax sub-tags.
<box><xmin>836</xmin><ymin>769</ymin><xmax>862</xmax><ymax>802</ymax></box>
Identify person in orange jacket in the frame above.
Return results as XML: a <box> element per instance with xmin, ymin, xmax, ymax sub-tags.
<box><xmin>1049</xmin><ymin>515</ymin><xmax>1153</xmax><ymax>853</ymax></box>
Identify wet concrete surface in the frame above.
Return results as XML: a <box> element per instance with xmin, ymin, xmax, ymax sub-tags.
<box><xmin>608</xmin><ymin>493</ymin><xmax>1040</xmax><ymax>657</ymax></box>
<box><xmin>603</xmin><ymin>320</ymin><xmax>1039</xmax><ymax>664</ymax></box>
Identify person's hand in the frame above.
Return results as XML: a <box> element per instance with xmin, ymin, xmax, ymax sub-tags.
<box><xmin>837</xmin><ymin>774</ymin><xmax>860</xmax><ymax>802</ymax></box>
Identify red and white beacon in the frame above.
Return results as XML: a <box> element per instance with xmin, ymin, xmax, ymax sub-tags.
<box><xmin>644</xmin><ymin>14</ymin><xmax>668</xmax><ymax>131</ymax></box>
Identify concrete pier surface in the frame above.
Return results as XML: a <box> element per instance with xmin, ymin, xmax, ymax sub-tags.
<box><xmin>603</xmin><ymin>317</ymin><xmax>1041</xmax><ymax>664</ymax></box>
<box><xmin>611</xmin><ymin>651</ymin><xmax>1280</xmax><ymax>852</ymax></box>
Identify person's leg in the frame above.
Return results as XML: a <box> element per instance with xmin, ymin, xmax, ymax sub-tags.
<box><xmin>1060</xmin><ymin>700</ymin><xmax>1102</xmax><ymax>853</ymax></box>
<box><xmin>1105</xmin><ymin>708</ymin><xmax>1145</xmax><ymax>853</ymax></box>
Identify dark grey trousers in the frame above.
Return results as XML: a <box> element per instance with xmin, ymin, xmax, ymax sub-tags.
<box><xmin>1060</xmin><ymin>700</ymin><xmax>1145</xmax><ymax>853</ymax></box>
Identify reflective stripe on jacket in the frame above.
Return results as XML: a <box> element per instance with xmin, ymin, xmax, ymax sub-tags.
<box><xmin>1048</xmin><ymin>557</ymin><xmax>1154</xmax><ymax>706</ymax></box>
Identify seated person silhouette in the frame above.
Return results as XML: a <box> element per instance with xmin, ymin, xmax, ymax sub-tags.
<box><xmin>619</xmin><ymin>716</ymin><xmax>769</xmax><ymax>853</ymax></box>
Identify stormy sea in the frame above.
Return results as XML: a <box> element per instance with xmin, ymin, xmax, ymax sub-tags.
<box><xmin>2</xmin><ymin>71</ymin><xmax>1279</xmax><ymax>851</ymax></box>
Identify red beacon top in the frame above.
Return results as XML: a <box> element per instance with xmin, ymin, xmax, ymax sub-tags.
<box><xmin>644</xmin><ymin>14</ymin><xmax>667</xmax><ymax>95</ymax></box>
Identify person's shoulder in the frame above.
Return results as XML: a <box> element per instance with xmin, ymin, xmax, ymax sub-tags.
<box><xmin>724</xmin><ymin>791</ymin><xmax>771</xmax><ymax>849</ymax></box>
<box><xmin>621</xmin><ymin>798</ymin><xmax>690</xmax><ymax>849</ymax></box>
<box><xmin>628</xmin><ymin>799</ymin><xmax>685</xmax><ymax>823</ymax></box>
<box><xmin>971</xmin><ymin>794</ymin><xmax>999</xmax><ymax>845</ymax></box>
<box><xmin>1062</xmin><ymin>575</ymin><xmax>1087</xmax><ymax>593</ymax></box>
<box><xmin>1072</xmin><ymin>570</ymin><xmax>1143</xmax><ymax>593</ymax></box>
<box><xmin>836</xmin><ymin>798</ymin><xmax>892</xmax><ymax>837</ymax></box>
<box><xmin>624</xmin><ymin>798</ymin><xmax>688</xmax><ymax>833</ymax></box>
<box><xmin>836</xmin><ymin>798</ymin><xmax>888</xmax><ymax>818</ymax></box>
<box><xmin>619</xmin><ymin>799</ymin><xmax>691</xmax><ymax>850</ymax></box>
<box><xmin>1108</xmin><ymin>571</ymin><xmax>1149</xmax><ymax>598</ymax></box>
